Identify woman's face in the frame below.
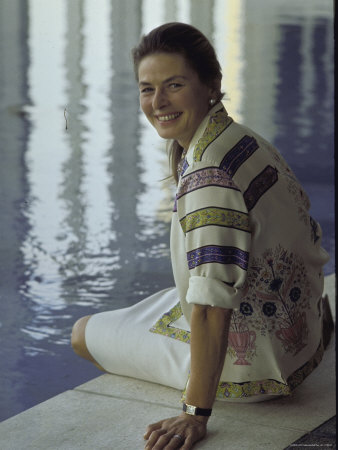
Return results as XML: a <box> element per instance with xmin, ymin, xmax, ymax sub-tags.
<box><xmin>138</xmin><ymin>52</ymin><xmax>213</xmax><ymax>150</ymax></box>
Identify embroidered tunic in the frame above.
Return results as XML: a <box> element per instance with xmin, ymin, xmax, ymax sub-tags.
<box><xmin>167</xmin><ymin>103</ymin><xmax>329</xmax><ymax>399</ymax></box>
<box><xmin>85</xmin><ymin>102</ymin><xmax>330</xmax><ymax>402</ymax></box>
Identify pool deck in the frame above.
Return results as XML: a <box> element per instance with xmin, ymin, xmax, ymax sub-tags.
<box><xmin>0</xmin><ymin>274</ymin><xmax>335</xmax><ymax>450</ymax></box>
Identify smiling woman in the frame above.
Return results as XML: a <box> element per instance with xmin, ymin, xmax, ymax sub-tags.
<box><xmin>71</xmin><ymin>23</ymin><xmax>333</xmax><ymax>450</ymax></box>
<box><xmin>138</xmin><ymin>53</ymin><xmax>213</xmax><ymax>149</ymax></box>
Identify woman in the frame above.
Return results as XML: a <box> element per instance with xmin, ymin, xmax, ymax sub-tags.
<box><xmin>71</xmin><ymin>23</ymin><xmax>332</xmax><ymax>449</ymax></box>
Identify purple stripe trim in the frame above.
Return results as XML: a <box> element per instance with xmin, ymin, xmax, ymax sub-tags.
<box><xmin>220</xmin><ymin>135</ymin><xmax>259</xmax><ymax>176</ymax></box>
<box><xmin>243</xmin><ymin>165</ymin><xmax>278</xmax><ymax>211</ymax></box>
<box><xmin>187</xmin><ymin>245</ymin><xmax>249</xmax><ymax>270</ymax></box>
<box><xmin>177</xmin><ymin>167</ymin><xmax>239</xmax><ymax>200</ymax></box>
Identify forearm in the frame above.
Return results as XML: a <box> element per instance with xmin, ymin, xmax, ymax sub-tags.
<box><xmin>185</xmin><ymin>304</ymin><xmax>232</xmax><ymax>413</ymax></box>
<box><xmin>144</xmin><ymin>305</ymin><xmax>231</xmax><ymax>449</ymax></box>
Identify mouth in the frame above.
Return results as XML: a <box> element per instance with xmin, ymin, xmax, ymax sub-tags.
<box><xmin>156</xmin><ymin>112</ymin><xmax>182</xmax><ymax>123</ymax></box>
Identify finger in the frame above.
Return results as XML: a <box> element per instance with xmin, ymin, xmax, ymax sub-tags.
<box><xmin>144</xmin><ymin>420</ymin><xmax>165</xmax><ymax>440</ymax></box>
<box><xmin>151</xmin><ymin>433</ymin><xmax>175</xmax><ymax>450</ymax></box>
<box><xmin>144</xmin><ymin>429</ymin><xmax>167</xmax><ymax>449</ymax></box>
<box><xmin>181</xmin><ymin>432</ymin><xmax>203</xmax><ymax>450</ymax></box>
<box><xmin>181</xmin><ymin>436</ymin><xmax>194</xmax><ymax>450</ymax></box>
<box><xmin>170</xmin><ymin>434</ymin><xmax>186</xmax><ymax>449</ymax></box>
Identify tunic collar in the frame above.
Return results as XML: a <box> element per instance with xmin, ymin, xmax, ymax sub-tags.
<box><xmin>184</xmin><ymin>102</ymin><xmax>229</xmax><ymax>164</ymax></box>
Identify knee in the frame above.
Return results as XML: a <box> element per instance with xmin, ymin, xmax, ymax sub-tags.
<box><xmin>71</xmin><ymin>315</ymin><xmax>92</xmax><ymax>357</ymax></box>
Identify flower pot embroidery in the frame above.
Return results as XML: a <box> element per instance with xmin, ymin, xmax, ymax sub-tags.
<box><xmin>275</xmin><ymin>312</ymin><xmax>308</xmax><ymax>354</ymax></box>
<box><xmin>228</xmin><ymin>327</ymin><xmax>256</xmax><ymax>365</ymax></box>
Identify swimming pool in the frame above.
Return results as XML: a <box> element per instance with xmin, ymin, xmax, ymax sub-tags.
<box><xmin>0</xmin><ymin>0</ymin><xmax>334</xmax><ymax>421</ymax></box>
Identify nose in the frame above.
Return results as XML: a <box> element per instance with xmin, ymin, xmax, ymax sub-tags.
<box><xmin>152</xmin><ymin>87</ymin><xmax>168</xmax><ymax>111</ymax></box>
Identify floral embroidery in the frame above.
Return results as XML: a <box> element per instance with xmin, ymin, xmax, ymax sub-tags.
<box><xmin>187</xmin><ymin>245</ymin><xmax>249</xmax><ymax>270</ymax></box>
<box><xmin>180</xmin><ymin>207</ymin><xmax>250</xmax><ymax>234</ymax></box>
<box><xmin>181</xmin><ymin>375</ymin><xmax>290</xmax><ymax>401</ymax></box>
<box><xmin>228</xmin><ymin>324</ymin><xmax>256</xmax><ymax>365</ymax></box>
<box><xmin>177</xmin><ymin>167</ymin><xmax>239</xmax><ymax>200</ymax></box>
<box><xmin>193</xmin><ymin>108</ymin><xmax>233</xmax><ymax>162</ymax></box>
<box><xmin>243</xmin><ymin>245</ymin><xmax>311</xmax><ymax>355</ymax></box>
<box><xmin>286</xmin><ymin>177</ymin><xmax>310</xmax><ymax>225</ymax></box>
<box><xmin>262</xmin><ymin>302</ymin><xmax>277</xmax><ymax>317</ymax></box>
<box><xmin>149</xmin><ymin>302</ymin><xmax>191</xmax><ymax>343</ymax></box>
<box><xmin>149</xmin><ymin>291</ymin><xmax>323</xmax><ymax>400</ymax></box>
<box><xmin>243</xmin><ymin>165</ymin><xmax>278</xmax><ymax>211</ymax></box>
<box><xmin>215</xmin><ymin>379</ymin><xmax>290</xmax><ymax>399</ymax></box>
<box><xmin>269</xmin><ymin>276</ymin><xmax>283</xmax><ymax>292</ymax></box>
<box><xmin>219</xmin><ymin>135</ymin><xmax>259</xmax><ymax>176</ymax></box>
<box><xmin>227</xmin><ymin>306</ymin><xmax>256</xmax><ymax>365</ymax></box>
<box><xmin>289</xmin><ymin>287</ymin><xmax>301</xmax><ymax>302</ymax></box>
<box><xmin>181</xmin><ymin>341</ymin><xmax>323</xmax><ymax>401</ymax></box>
<box><xmin>240</xmin><ymin>302</ymin><xmax>253</xmax><ymax>316</ymax></box>
<box><xmin>270</xmin><ymin>147</ymin><xmax>310</xmax><ymax>224</ymax></box>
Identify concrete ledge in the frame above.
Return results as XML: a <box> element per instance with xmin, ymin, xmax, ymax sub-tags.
<box><xmin>0</xmin><ymin>274</ymin><xmax>335</xmax><ymax>450</ymax></box>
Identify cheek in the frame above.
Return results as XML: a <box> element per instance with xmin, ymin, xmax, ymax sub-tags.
<box><xmin>139</xmin><ymin>101</ymin><xmax>145</xmax><ymax>114</ymax></box>
<box><xmin>181</xmin><ymin>92</ymin><xmax>204</xmax><ymax>116</ymax></box>
<box><xmin>139</xmin><ymin>97</ymin><xmax>149</xmax><ymax>115</ymax></box>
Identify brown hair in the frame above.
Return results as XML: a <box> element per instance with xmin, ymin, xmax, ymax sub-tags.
<box><xmin>132</xmin><ymin>22</ymin><xmax>224</xmax><ymax>183</ymax></box>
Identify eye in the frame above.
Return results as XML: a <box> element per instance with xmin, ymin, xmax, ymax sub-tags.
<box><xmin>140</xmin><ymin>87</ymin><xmax>154</xmax><ymax>94</ymax></box>
<box><xmin>168</xmin><ymin>83</ymin><xmax>183</xmax><ymax>89</ymax></box>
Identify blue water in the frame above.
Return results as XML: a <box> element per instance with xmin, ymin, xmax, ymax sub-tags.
<box><xmin>0</xmin><ymin>0</ymin><xmax>334</xmax><ymax>422</ymax></box>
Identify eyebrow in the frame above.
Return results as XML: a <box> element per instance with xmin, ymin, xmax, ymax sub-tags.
<box><xmin>138</xmin><ymin>75</ymin><xmax>188</xmax><ymax>87</ymax></box>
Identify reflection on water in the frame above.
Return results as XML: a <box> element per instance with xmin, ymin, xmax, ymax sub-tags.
<box><xmin>0</xmin><ymin>0</ymin><xmax>334</xmax><ymax>421</ymax></box>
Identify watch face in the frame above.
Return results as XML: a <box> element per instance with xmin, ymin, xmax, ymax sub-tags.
<box><xmin>186</xmin><ymin>405</ymin><xmax>196</xmax><ymax>415</ymax></box>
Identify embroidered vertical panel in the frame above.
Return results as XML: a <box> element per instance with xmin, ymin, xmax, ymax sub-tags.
<box><xmin>177</xmin><ymin>167</ymin><xmax>239</xmax><ymax>200</ymax></box>
<box><xmin>193</xmin><ymin>109</ymin><xmax>233</xmax><ymax>162</ymax></box>
<box><xmin>180</xmin><ymin>159</ymin><xmax>189</xmax><ymax>177</ymax></box>
<box><xmin>243</xmin><ymin>165</ymin><xmax>278</xmax><ymax>211</ymax></box>
<box><xmin>310</xmin><ymin>217</ymin><xmax>320</xmax><ymax>243</ymax></box>
<box><xmin>187</xmin><ymin>245</ymin><xmax>249</xmax><ymax>270</ymax></box>
<box><xmin>286</xmin><ymin>341</ymin><xmax>324</xmax><ymax>390</ymax></box>
<box><xmin>220</xmin><ymin>135</ymin><xmax>259</xmax><ymax>176</ymax></box>
<box><xmin>180</xmin><ymin>207</ymin><xmax>250</xmax><ymax>234</ymax></box>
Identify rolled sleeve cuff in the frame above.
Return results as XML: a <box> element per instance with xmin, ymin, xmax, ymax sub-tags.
<box><xmin>186</xmin><ymin>276</ymin><xmax>244</xmax><ymax>310</ymax></box>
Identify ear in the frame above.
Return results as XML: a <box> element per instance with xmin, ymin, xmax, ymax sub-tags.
<box><xmin>209</xmin><ymin>79</ymin><xmax>221</xmax><ymax>101</ymax></box>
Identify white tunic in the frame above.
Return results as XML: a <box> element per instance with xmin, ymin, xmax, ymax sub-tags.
<box><xmin>154</xmin><ymin>103</ymin><xmax>329</xmax><ymax>399</ymax></box>
<box><xmin>86</xmin><ymin>103</ymin><xmax>329</xmax><ymax>401</ymax></box>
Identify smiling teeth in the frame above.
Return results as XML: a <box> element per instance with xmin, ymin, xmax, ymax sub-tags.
<box><xmin>158</xmin><ymin>113</ymin><xmax>181</xmax><ymax>121</ymax></box>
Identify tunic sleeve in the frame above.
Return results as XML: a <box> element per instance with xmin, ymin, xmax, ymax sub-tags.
<box><xmin>176</xmin><ymin>162</ymin><xmax>251</xmax><ymax>310</ymax></box>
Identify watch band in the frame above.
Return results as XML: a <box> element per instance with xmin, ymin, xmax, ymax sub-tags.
<box><xmin>183</xmin><ymin>403</ymin><xmax>212</xmax><ymax>417</ymax></box>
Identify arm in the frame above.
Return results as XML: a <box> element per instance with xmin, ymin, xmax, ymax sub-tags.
<box><xmin>186</xmin><ymin>303</ymin><xmax>232</xmax><ymax>411</ymax></box>
<box><xmin>144</xmin><ymin>304</ymin><xmax>232</xmax><ymax>449</ymax></box>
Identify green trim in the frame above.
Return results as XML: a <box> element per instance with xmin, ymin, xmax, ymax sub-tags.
<box><xmin>149</xmin><ymin>302</ymin><xmax>191</xmax><ymax>343</ymax></box>
<box><xmin>193</xmin><ymin>110</ymin><xmax>233</xmax><ymax>162</ymax></box>
<box><xmin>180</xmin><ymin>207</ymin><xmax>250</xmax><ymax>234</ymax></box>
<box><xmin>150</xmin><ymin>302</ymin><xmax>325</xmax><ymax>401</ymax></box>
<box><xmin>182</xmin><ymin>341</ymin><xmax>324</xmax><ymax>401</ymax></box>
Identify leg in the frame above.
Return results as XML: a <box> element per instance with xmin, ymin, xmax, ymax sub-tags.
<box><xmin>82</xmin><ymin>288</ymin><xmax>190</xmax><ymax>388</ymax></box>
<box><xmin>71</xmin><ymin>315</ymin><xmax>106</xmax><ymax>371</ymax></box>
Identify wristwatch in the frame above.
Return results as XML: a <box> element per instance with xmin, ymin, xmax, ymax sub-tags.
<box><xmin>183</xmin><ymin>403</ymin><xmax>212</xmax><ymax>417</ymax></box>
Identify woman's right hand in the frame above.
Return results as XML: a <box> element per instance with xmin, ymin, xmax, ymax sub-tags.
<box><xmin>144</xmin><ymin>413</ymin><xmax>207</xmax><ymax>449</ymax></box>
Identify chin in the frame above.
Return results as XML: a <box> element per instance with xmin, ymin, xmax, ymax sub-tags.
<box><xmin>155</xmin><ymin>129</ymin><xmax>177</xmax><ymax>140</ymax></box>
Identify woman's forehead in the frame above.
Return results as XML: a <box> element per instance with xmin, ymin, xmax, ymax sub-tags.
<box><xmin>138</xmin><ymin>53</ymin><xmax>195</xmax><ymax>83</ymax></box>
